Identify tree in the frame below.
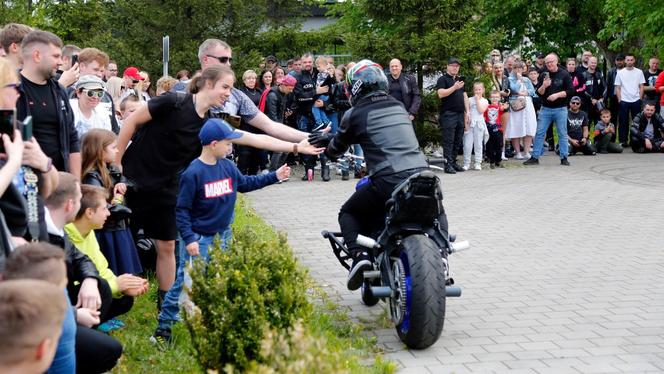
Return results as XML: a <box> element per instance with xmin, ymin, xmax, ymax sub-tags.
<box><xmin>331</xmin><ymin>0</ymin><xmax>499</xmax><ymax>141</ymax></box>
<box><xmin>479</xmin><ymin>0</ymin><xmax>646</xmax><ymax>67</ymax></box>
<box><xmin>600</xmin><ymin>0</ymin><xmax>664</xmax><ymax>58</ymax></box>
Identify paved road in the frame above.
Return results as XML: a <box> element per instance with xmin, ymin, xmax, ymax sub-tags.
<box><xmin>248</xmin><ymin>151</ymin><xmax>664</xmax><ymax>373</ymax></box>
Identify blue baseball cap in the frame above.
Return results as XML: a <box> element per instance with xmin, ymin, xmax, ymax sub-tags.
<box><xmin>199</xmin><ymin>118</ymin><xmax>242</xmax><ymax>145</ymax></box>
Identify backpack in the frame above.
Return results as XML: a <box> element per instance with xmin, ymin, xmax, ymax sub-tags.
<box><xmin>258</xmin><ymin>88</ymin><xmax>271</xmax><ymax>113</ymax></box>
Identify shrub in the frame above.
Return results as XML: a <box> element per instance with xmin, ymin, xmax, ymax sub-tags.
<box><xmin>184</xmin><ymin>227</ymin><xmax>311</xmax><ymax>372</ymax></box>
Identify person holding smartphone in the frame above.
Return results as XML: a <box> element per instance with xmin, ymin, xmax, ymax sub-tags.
<box><xmin>524</xmin><ymin>53</ymin><xmax>575</xmax><ymax>166</ymax></box>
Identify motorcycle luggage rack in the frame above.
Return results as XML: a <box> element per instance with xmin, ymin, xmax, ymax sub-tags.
<box><xmin>321</xmin><ymin>230</ymin><xmax>352</xmax><ymax>270</ymax></box>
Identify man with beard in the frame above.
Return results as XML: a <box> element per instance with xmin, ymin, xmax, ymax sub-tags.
<box><xmin>16</xmin><ymin>30</ymin><xmax>80</xmax><ymax>178</ymax></box>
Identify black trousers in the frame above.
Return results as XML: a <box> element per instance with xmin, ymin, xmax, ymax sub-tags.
<box><xmin>338</xmin><ymin>169</ymin><xmax>448</xmax><ymax>255</ymax></box>
<box><xmin>631</xmin><ymin>137</ymin><xmax>664</xmax><ymax>153</ymax></box>
<box><xmin>68</xmin><ymin>278</ymin><xmax>134</xmax><ymax>323</ymax></box>
<box><xmin>486</xmin><ymin>130</ymin><xmax>503</xmax><ymax>163</ymax></box>
<box><xmin>439</xmin><ymin>111</ymin><xmax>465</xmax><ymax>165</ymax></box>
<box><xmin>236</xmin><ymin>145</ymin><xmax>264</xmax><ymax>175</ymax></box>
<box><xmin>569</xmin><ymin>140</ymin><xmax>596</xmax><ymax>155</ymax></box>
<box><xmin>76</xmin><ymin>326</ymin><xmax>123</xmax><ymax>374</ymax></box>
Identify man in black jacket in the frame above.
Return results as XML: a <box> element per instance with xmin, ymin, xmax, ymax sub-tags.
<box><xmin>16</xmin><ymin>30</ymin><xmax>80</xmax><ymax>178</ymax></box>
<box><xmin>605</xmin><ymin>54</ymin><xmax>625</xmax><ymax>141</ymax></box>
<box><xmin>44</xmin><ymin>172</ymin><xmax>106</xmax><ymax>312</ymax></box>
<box><xmin>581</xmin><ymin>56</ymin><xmax>606</xmax><ymax>125</ymax></box>
<box><xmin>388</xmin><ymin>59</ymin><xmax>421</xmax><ymax>122</ymax></box>
<box><xmin>630</xmin><ymin>102</ymin><xmax>664</xmax><ymax>153</ymax></box>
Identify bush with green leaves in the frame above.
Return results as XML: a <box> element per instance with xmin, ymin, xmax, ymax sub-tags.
<box><xmin>184</xmin><ymin>228</ymin><xmax>311</xmax><ymax>372</ymax></box>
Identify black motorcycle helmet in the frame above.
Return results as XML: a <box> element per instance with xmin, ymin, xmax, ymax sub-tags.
<box><xmin>345</xmin><ymin>59</ymin><xmax>388</xmax><ymax>106</ymax></box>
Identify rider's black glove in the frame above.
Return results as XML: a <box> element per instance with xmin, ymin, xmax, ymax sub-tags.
<box><xmin>308</xmin><ymin>132</ymin><xmax>334</xmax><ymax>148</ymax></box>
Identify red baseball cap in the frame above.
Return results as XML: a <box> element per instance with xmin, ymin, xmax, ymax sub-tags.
<box><xmin>123</xmin><ymin>67</ymin><xmax>144</xmax><ymax>80</ymax></box>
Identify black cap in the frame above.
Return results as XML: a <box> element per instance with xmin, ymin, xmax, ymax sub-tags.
<box><xmin>266</xmin><ymin>55</ymin><xmax>277</xmax><ymax>63</ymax></box>
<box><xmin>535</xmin><ymin>51</ymin><xmax>545</xmax><ymax>59</ymax></box>
<box><xmin>615</xmin><ymin>53</ymin><xmax>625</xmax><ymax>61</ymax></box>
<box><xmin>447</xmin><ymin>57</ymin><xmax>461</xmax><ymax>65</ymax></box>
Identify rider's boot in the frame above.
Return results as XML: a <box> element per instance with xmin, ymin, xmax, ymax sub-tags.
<box><xmin>320</xmin><ymin>155</ymin><xmax>331</xmax><ymax>182</ymax></box>
<box><xmin>321</xmin><ymin>164</ymin><xmax>331</xmax><ymax>182</ymax></box>
<box><xmin>347</xmin><ymin>251</ymin><xmax>372</xmax><ymax>291</ymax></box>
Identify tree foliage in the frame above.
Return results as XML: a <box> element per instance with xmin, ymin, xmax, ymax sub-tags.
<box><xmin>480</xmin><ymin>0</ymin><xmax>662</xmax><ymax>66</ymax></box>
<box><xmin>600</xmin><ymin>0</ymin><xmax>664</xmax><ymax>58</ymax></box>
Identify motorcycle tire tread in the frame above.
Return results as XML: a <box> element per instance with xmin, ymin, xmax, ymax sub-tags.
<box><xmin>396</xmin><ymin>234</ymin><xmax>446</xmax><ymax>349</ymax></box>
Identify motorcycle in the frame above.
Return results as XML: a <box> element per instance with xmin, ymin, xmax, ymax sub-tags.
<box><xmin>322</xmin><ymin>169</ymin><xmax>469</xmax><ymax>349</ymax></box>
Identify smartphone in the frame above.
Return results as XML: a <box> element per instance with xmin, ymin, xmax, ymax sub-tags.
<box><xmin>21</xmin><ymin>115</ymin><xmax>33</xmax><ymax>141</ymax></box>
<box><xmin>542</xmin><ymin>72</ymin><xmax>550</xmax><ymax>79</ymax></box>
<box><xmin>0</xmin><ymin>109</ymin><xmax>16</xmax><ymax>153</ymax></box>
<box><xmin>71</xmin><ymin>54</ymin><xmax>79</xmax><ymax>66</ymax></box>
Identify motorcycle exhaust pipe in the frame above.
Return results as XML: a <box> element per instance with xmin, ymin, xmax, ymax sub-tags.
<box><xmin>450</xmin><ymin>240</ymin><xmax>470</xmax><ymax>253</ymax></box>
<box><xmin>356</xmin><ymin>234</ymin><xmax>379</xmax><ymax>249</ymax></box>
<box><xmin>445</xmin><ymin>286</ymin><xmax>462</xmax><ymax>297</ymax></box>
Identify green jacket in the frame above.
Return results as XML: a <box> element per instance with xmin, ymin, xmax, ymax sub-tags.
<box><xmin>64</xmin><ymin>224</ymin><xmax>121</xmax><ymax>298</ymax></box>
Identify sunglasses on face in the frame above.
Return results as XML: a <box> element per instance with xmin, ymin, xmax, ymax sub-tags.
<box><xmin>206</xmin><ymin>55</ymin><xmax>233</xmax><ymax>64</ymax></box>
<box><xmin>84</xmin><ymin>89</ymin><xmax>104</xmax><ymax>98</ymax></box>
<box><xmin>570</xmin><ymin>102</ymin><xmax>581</xmax><ymax>105</ymax></box>
<box><xmin>131</xmin><ymin>80</ymin><xmax>140</xmax><ymax>84</ymax></box>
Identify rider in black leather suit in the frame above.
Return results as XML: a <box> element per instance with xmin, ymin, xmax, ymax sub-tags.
<box><xmin>310</xmin><ymin>60</ymin><xmax>447</xmax><ymax>290</ymax></box>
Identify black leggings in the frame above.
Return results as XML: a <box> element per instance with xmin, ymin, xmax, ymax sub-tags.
<box><xmin>486</xmin><ymin>130</ymin><xmax>503</xmax><ymax>163</ymax></box>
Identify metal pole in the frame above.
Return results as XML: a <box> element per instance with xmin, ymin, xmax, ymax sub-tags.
<box><xmin>162</xmin><ymin>36</ymin><xmax>170</xmax><ymax>77</ymax></box>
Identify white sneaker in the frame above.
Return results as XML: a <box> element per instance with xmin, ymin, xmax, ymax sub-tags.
<box><xmin>501</xmin><ymin>151</ymin><xmax>508</xmax><ymax>161</ymax></box>
<box><xmin>462</xmin><ymin>164</ymin><xmax>470</xmax><ymax>171</ymax></box>
<box><xmin>432</xmin><ymin>151</ymin><xmax>444</xmax><ymax>158</ymax></box>
<box><xmin>515</xmin><ymin>152</ymin><xmax>524</xmax><ymax>160</ymax></box>
<box><xmin>473</xmin><ymin>164</ymin><xmax>482</xmax><ymax>170</ymax></box>
<box><xmin>524</xmin><ymin>152</ymin><xmax>531</xmax><ymax>159</ymax></box>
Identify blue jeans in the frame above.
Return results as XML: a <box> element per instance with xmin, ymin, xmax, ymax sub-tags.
<box><xmin>532</xmin><ymin>106</ymin><xmax>569</xmax><ymax>159</ymax></box>
<box><xmin>47</xmin><ymin>293</ymin><xmax>76</xmax><ymax>373</ymax></box>
<box><xmin>158</xmin><ymin>229</ymin><xmax>231</xmax><ymax>330</ymax></box>
<box><xmin>312</xmin><ymin>95</ymin><xmax>331</xmax><ymax>126</ymax></box>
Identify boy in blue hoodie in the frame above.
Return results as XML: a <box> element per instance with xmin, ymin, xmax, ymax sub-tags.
<box><xmin>151</xmin><ymin>118</ymin><xmax>290</xmax><ymax>345</ymax></box>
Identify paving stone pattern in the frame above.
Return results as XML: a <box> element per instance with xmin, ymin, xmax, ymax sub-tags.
<box><xmin>248</xmin><ymin>152</ymin><xmax>664</xmax><ymax>373</ymax></box>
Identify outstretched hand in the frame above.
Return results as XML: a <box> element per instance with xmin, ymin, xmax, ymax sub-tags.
<box><xmin>297</xmin><ymin>137</ymin><xmax>325</xmax><ymax>155</ymax></box>
<box><xmin>307</xmin><ymin>131</ymin><xmax>334</xmax><ymax>148</ymax></box>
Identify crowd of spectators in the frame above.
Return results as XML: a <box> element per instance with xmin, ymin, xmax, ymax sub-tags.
<box><xmin>1</xmin><ymin>18</ymin><xmax>663</xmax><ymax>372</ymax></box>
<box><xmin>435</xmin><ymin>49</ymin><xmax>663</xmax><ymax>173</ymax></box>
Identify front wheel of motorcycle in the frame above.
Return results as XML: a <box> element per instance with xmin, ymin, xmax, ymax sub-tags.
<box><xmin>392</xmin><ymin>234</ymin><xmax>446</xmax><ymax>349</ymax></box>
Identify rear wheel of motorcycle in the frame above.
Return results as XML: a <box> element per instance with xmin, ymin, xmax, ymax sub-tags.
<box><xmin>393</xmin><ymin>234</ymin><xmax>446</xmax><ymax>349</ymax></box>
<box><xmin>361</xmin><ymin>280</ymin><xmax>380</xmax><ymax>306</ymax></box>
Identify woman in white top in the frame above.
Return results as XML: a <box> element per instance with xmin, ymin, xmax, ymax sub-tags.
<box><xmin>70</xmin><ymin>75</ymin><xmax>112</xmax><ymax>139</ymax></box>
<box><xmin>505</xmin><ymin>61</ymin><xmax>537</xmax><ymax>159</ymax></box>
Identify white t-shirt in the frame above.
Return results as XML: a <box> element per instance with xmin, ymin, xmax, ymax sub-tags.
<box><xmin>615</xmin><ymin>68</ymin><xmax>646</xmax><ymax>103</ymax></box>
<box><xmin>70</xmin><ymin>99</ymin><xmax>113</xmax><ymax>139</ymax></box>
<box><xmin>468</xmin><ymin>97</ymin><xmax>488</xmax><ymax>125</ymax></box>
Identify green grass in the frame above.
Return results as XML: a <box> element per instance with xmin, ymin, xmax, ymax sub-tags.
<box><xmin>109</xmin><ymin>196</ymin><xmax>395</xmax><ymax>373</ymax></box>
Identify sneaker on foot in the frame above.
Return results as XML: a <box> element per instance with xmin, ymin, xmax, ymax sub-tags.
<box><xmin>347</xmin><ymin>252</ymin><xmax>372</xmax><ymax>291</ymax></box>
<box><xmin>523</xmin><ymin>157</ymin><xmax>539</xmax><ymax>165</ymax></box>
<box><xmin>473</xmin><ymin>164</ymin><xmax>482</xmax><ymax>170</ymax></box>
<box><xmin>462</xmin><ymin>164</ymin><xmax>470</xmax><ymax>171</ymax></box>
<box><xmin>432</xmin><ymin>151</ymin><xmax>444</xmax><ymax>158</ymax></box>
<box><xmin>523</xmin><ymin>152</ymin><xmax>531</xmax><ymax>159</ymax></box>
<box><xmin>515</xmin><ymin>152</ymin><xmax>524</xmax><ymax>160</ymax></box>
<box><xmin>444</xmin><ymin>164</ymin><xmax>456</xmax><ymax>174</ymax></box>
<box><xmin>150</xmin><ymin>327</ymin><xmax>173</xmax><ymax>348</ymax></box>
<box><xmin>501</xmin><ymin>153</ymin><xmax>508</xmax><ymax>161</ymax></box>
<box><xmin>560</xmin><ymin>158</ymin><xmax>570</xmax><ymax>166</ymax></box>
<box><xmin>452</xmin><ymin>163</ymin><xmax>465</xmax><ymax>172</ymax></box>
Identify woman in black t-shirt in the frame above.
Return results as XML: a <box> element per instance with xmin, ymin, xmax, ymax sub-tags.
<box><xmin>116</xmin><ymin>65</ymin><xmax>321</xmax><ymax>302</ymax></box>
